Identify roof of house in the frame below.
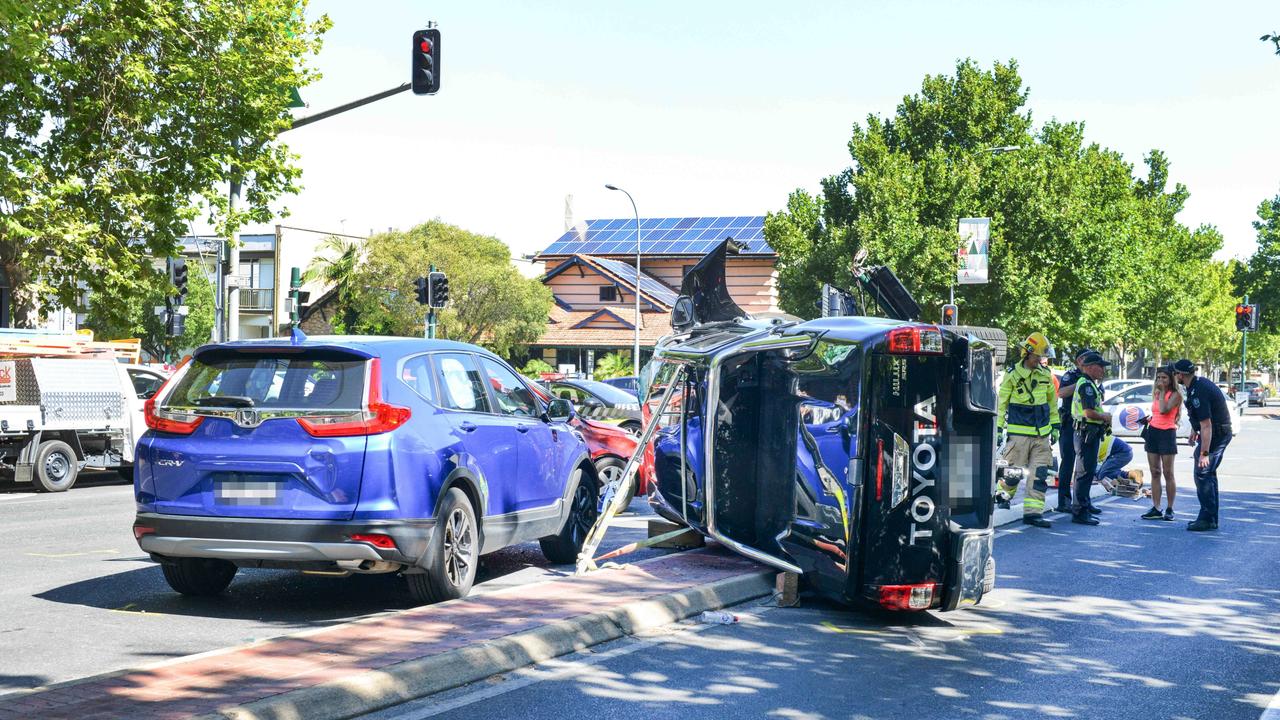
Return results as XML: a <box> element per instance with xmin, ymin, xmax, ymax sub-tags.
<box><xmin>179</xmin><ymin>234</ymin><xmax>276</xmax><ymax>255</ymax></box>
<box><xmin>542</xmin><ymin>254</ymin><xmax>679</xmax><ymax>310</ymax></box>
<box><xmin>536</xmin><ymin>216</ymin><xmax>772</xmax><ymax>259</ymax></box>
<box><xmin>536</xmin><ymin>306</ymin><xmax>672</xmax><ymax>347</ymax></box>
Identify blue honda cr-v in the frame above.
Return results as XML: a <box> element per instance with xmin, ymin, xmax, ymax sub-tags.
<box><xmin>132</xmin><ymin>335</ymin><xmax>598</xmax><ymax>603</ymax></box>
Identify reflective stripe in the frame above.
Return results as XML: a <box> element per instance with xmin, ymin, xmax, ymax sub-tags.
<box><xmin>1072</xmin><ymin>376</ymin><xmax>1106</xmax><ymax>425</ymax></box>
<box><xmin>1024</xmin><ymin>497</ymin><xmax>1045</xmax><ymax>511</ymax></box>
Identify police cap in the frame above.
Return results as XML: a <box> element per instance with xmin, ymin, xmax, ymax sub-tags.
<box><xmin>1172</xmin><ymin>358</ymin><xmax>1196</xmax><ymax>374</ymax></box>
<box><xmin>1080</xmin><ymin>351</ymin><xmax>1111</xmax><ymax>367</ymax></box>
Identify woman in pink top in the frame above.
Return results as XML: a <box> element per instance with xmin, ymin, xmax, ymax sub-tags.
<box><xmin>1142</xmin><ymin>366</ymin><xmax>1182</xmax><ymax>521</ymax></box>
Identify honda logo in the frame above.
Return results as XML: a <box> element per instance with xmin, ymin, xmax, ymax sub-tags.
<box><xmin>234</xmin><ymin>409</ymin><xmax>261</xmax><ymax>428</ymax></box>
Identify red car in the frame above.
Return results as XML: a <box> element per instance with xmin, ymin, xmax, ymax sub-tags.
<box><xmin>530</xmin><ymin>384</ymin><xmax>648</xmax><ymax>505</ymax></box>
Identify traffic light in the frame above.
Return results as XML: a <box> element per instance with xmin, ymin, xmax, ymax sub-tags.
<box><xmin>428</xmin><ymin>270</ymin><xmax>449</xmax><ymax>308</ymax></box>
<box><xmin>411</xmin><ymin>28</ymin><xmax>441</xmax><ymax>95</ymax></box>
<box><xmin>414</xmin><ymin>276</ymin><xmax>429</xmax><ymax>305</ymax></box>
<box><xmin>1245</xmin><ymin>303</ymin><xmax>1260</xmax><ymax>331</ymax></box>
<box><xmin>170</xmin><ymin>259</ymin><xmax>188</xmax><ymax>301</ymax></box>
<box><xmin>166</xmin><ymin>311</ymin><xmax>186</xmax><ymax>337</ymax></box>
<box><xmin>941</xmin><ymin>303</ymin><xmax>958</xmax><ymax>326</ymax></box>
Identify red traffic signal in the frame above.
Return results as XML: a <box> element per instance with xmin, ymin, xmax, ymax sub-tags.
<box><xmin>941</xmin><ymin>303</ymin><xmax>958</xmax><ymax>326</ymax></box>
<box><xmin>412</xmin><ymin>29</ymin><xmax>441</xmax><ymax>95</ymax></box>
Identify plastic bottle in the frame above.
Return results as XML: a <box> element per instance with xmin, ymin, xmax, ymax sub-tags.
<box><xmin>699</xmin><ymin>610</ymin><xmax>739</xmax><ymax>624</ymax></box>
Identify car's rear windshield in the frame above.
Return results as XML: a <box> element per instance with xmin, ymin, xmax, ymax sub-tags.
<box><xmin>164</xmin><ymin>350</ymin><xmax>367</xmax><ymax>410</ymax></box>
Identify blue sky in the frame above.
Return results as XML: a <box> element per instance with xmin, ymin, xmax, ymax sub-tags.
<box><xmin>259</xmin><ymin>0</ymin><xmax>1280</xmax><ymax>261</ymax></box>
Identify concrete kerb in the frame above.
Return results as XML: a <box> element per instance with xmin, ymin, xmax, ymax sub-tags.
<box><xmin>198</xmin><ymin>569</ymin><xmax>775</xmax><ymax>720</ymax></box>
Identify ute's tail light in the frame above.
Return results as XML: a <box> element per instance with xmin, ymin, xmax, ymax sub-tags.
<box><xmin>297</xmin><ymin>358</ymin><xmax>411</xmax><ymax>438</ymax></box>
<box><xmin>144</xmin><ymin>397</ymin><xmax>204</xmax><ymax>435</ymax></box>
<box><xmin>145</xmin><ymin>356</ymin><xmax>202</xmax><ymax>435</ymax></box>
<box><xmin>887</xmin><ymin>326</ymin><xmax>944</xmax><ymax>355</ymax></box>
<box><xmin>349</xmin><ymin>533</ymin><xmax>397</xmax><ymax>550</ymax></box>
<box><xmin>875</xmin><ymin>438</ymin><xmax>885</xmax><ymax>501</ymax></box>
<box><xmin>878</xmin><ymin>583</ymin><xmax>940</xmax><ymax>611</ymax></box>
<box><xmin>133</xmin><ymin>525</ymin><xmax>156</xmax><ymax>541</ymax></box>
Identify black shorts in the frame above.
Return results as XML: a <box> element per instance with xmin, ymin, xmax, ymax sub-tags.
<box><xmin>1146</xmin><ymin>427</ymin><xmax>1178</xmax><ymax>455</ymax></box>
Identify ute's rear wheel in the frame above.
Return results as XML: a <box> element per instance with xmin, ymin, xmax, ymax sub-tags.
<box><xmin>33</xmin><ymin>440</ymin><xmax>79</xmax><ymax>493</ymax></box>
<box><xmin>540</xmin><ymin>469</ymin><xmax>598</xmax><ymax>564</ymax></box>
<box><xmin>161</xmin><ymin>558</ymin><xmax>237</xmax><ymax>596</ymax></box>
<box><xmin>408</xmin><ymin>488</ymin><xmax>478</xmax><ymax>604</ymax></box>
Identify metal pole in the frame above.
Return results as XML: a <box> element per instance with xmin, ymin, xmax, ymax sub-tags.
<box><xmin>605</xmin><ymin>185</ymin><xmax>641</xmax><ymax>378</ymax></box>
<box><xmin>289</xmin><ymin>266</ymin><xmax>302</xmax><ymax>329</ymax></box>
<box><xmin>288</xmin><ymin>84</ymin><xmax>411</xmax><ymax>131</ymax></box>
<box><xmin>1241</xmin><ymin>294</ymin><xmax>1249</xmax><ymax>397</ymax></box>
<box><xmin>212</xmin><ymin>239</ymin><xmax>224</xmax><ymax>343</ymax></box>
<box><xmin>226</xmin><ymin>139</ymin><xmax>241</xmax><ymax>341</ymax></box>
<box><xmin>427</xmin><ymin>263</ymin><xmax>438</xmax><ymax>339</ymax></box>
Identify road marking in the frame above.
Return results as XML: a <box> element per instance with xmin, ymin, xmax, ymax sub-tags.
<box><xmin>110</xmin><ymin>603</ymin><xmax>165</xmax><ymax>617</ymax></box>
<box><xmin>25</xmin><ymin>549</ymin><xmax>119</xmax><ymax>558</ymax></box>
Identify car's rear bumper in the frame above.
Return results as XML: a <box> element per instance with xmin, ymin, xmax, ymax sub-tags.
<box><xmin>133</xmin><ymin>512</ymin><xmax>435</xmax><ymax>568</ymax></box>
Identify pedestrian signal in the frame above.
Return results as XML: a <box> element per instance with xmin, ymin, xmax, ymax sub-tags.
<box><xmin>414</xmin><ymin>277</ymin><xmax>429</xmax><ymax>305</ymax></box>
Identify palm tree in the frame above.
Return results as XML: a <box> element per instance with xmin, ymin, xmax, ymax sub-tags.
<box><xmin>304</xmin><ymin>236</ymin><xmax>363</xmax><ymax>332</ymax></box>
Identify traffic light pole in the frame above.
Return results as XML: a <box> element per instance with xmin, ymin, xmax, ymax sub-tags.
<box><xmin>1241</xmin><ymin>294</ymin><xmax>1249</xmax><ymax>398</ymax></box>
<box><xmin>426</xmin><ymin>264</ymin><xmax>438</xmax><ymax>339</ymax></box>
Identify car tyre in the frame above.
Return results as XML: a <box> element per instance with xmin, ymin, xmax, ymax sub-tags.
<box><xmin>408</xmin><ymin>487</ymin><xmax>479</xmax><ymax>604</ymax></box>
<box><xmin>594</xmin><ymin>456</ymin><xmax>635</xmax><ymax>509</ymax></box>
<box><xmin>620</xmin><ymin>420</ymin><xmax>643</xmax><ymax>436</ymax></box>
<box><xmin>161</xmin><ymin>558</ymin><xmax>237</xmax><ymax>596</ymax></box>
<box><xmin>33</xmin><ymin>440</ymin><xmax>79</xmax><ymax>493</ymax></box>
<box><xmin>540</xmin><ymin>468</ymin><xmax>598</xmax><ymax>565</ymax></box>
<box><xmin>117</xmin><ymin>465</ymin><xmax>134</xmax><ymax>483</ymax></box>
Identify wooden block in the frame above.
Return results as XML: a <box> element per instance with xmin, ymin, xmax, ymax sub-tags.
<box><xmin>647</xmin><ymin>519</ymin><xmax>705</xmax><ymax>549</ymax></box>
<box><xmin>775</xmin><ymin>571</ymin><xmax>801</xmax><ymax>608</ymax></box>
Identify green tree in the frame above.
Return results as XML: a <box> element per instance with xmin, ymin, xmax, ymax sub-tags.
<box><xmin>0</xmin><ymin>1</ymin><xmax>329</xmax><ymax>328</ymax></box>
<box><xmin>304</xmin><ymin>235</ymin><xmax>363</xmax><ymax>332</ymax></box>
<box><xmin>1237</xmin><ymin>190</ymin><xmax>1280</xmax><ymax>334</ymax></box>
<box><xmin>520</xmin><ymin>358</ymin><xmax>555</xmax><ymax>379</ymax></box>
<box><xmin>343</xmin><ymin>221</ymin><xmax>552</xmax><ymax>357</ymax></box>
<box><xmin>592</xmin><ymin>352</ymin><xmax>631</xmax><ymax>380</ymax></box>
<box><xmin>767</xmin><ymin>58</ymin><xmax>1232</xmax><ymax>364</ymax></box>
<box><xmin>84</xmin><ymin>263</ymin><xmax>215</xmax><ymax>361</ymax></box>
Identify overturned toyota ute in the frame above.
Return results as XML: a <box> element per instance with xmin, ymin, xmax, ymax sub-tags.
<box><xmin>643</xmin><ymin>241</ymin><xmax>1003</xmax><ymax>611</ymax></box>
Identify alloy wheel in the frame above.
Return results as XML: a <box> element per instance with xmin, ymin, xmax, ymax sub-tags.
<box><xmin>442</xmin><ymin>507</ymin><xmax>474</xmax><ymax>587</ymax></box>
<box><xmin>570</xmin><ymin>484</ymin><xmax>594</xmax><ymax>545</ymax></box>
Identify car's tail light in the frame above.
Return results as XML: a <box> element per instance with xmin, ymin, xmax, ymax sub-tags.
<box><xmin>144</xmin><ymin>356</ymin><xmax>202</xmax><ymax>435</ymax></box>
<box><xmin>877</xmin><ymin>583</ymin><xmax>940</xmax><ymax>611</ymax></box>
<box><xmin>349</xmin><ymin>533</ymin><xmax>397</xmax><ymax>550</ymax></box>
<box><xmin>887</xmin><ymin>326</ymin><xmax>943</xmax><ymax>354</ymax></box>
<box><xmin>297</xmin><ymin>358</ymin><xmax>411</xmax><ymax>437</ymax></box>
<box><xmin>144</xmin><ymin>397</ymin><xmax>204</xmax><ymax>435</ymax></box>
<box><xmin>875</xmin><ymin>438</ymin><xmax>884</xmax><ymax>501</ymax></box>
<box><xmin>133</xmin><ymin>525</ymin><xmax>156</xmax><ymax>541</ymax></box>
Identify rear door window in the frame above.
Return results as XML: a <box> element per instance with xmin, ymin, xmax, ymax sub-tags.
<box><xmin>479</xmin><ymin>357</ymin><xmax>539</xmax><ymax>417</ymax></box>
<box><xmin>399</xmin><ymin>354</ymin><xmax>438</xmax><ymax>404</ymax></box>
<box><xmin>435</xmin><ymin>353</ymin><xmax>492</xmax><ymax>413</ymax></box>
<box><xmin>164</xmin><ymin>351</ymin><xmax>365</xmax><ymax>410</ymax></box>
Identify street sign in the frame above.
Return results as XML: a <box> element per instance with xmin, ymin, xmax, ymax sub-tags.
<box><xmin>957</xmin><ymin>217</ymin><xmax>990</xmax><ymax>285</ymax></box>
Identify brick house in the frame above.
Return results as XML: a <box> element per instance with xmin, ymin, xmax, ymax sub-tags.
<box><xmin>529</xmin><ymin>215</ymin><xmax>778</xmax><ymax>375</ymax></box>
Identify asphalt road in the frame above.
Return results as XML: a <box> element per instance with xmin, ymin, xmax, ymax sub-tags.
<box><xmin>370</xmin><ymin>406</ymin><xmax>1280</xmax><ymax>720</ymax></box>
<box><xmin>0</xmin><ymin>475</ymin><xmax>670</xmax><ymax>696</ymax></box>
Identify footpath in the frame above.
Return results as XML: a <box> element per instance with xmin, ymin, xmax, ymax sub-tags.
<box><xmin>0</xmin><ymin>549</ymin><xmax>770</xmax><ymax>720</ymax></box>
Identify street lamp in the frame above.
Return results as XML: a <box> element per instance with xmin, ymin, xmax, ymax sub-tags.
<box><xmin>605</xmin><ymin>184</ymin><xmax>641</xmax><ymax>378</ymax></box>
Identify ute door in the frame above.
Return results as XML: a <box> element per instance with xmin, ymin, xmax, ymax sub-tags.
<box><xmin>779</xmin><ymin>340</ymin><xmax>863</xmax><ymax>598</ymax></box>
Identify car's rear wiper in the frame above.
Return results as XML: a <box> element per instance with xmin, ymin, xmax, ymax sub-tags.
<box><xmin>194</xmin><ymin>395</ymin><xmax>256</xmax><ymax>408</ymax></box>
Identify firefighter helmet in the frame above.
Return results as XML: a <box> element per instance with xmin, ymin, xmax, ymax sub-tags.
<box><xmin>1020</xmin><ymin>332</ymin><xmax>1051</xmax><ymax>357</ymax></box>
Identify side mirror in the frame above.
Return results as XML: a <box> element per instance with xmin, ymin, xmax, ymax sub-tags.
<box><xmin>545</xmin><ymin>398</ymin><xmax>574</xmax><ymax>423</ymax></box>
<box><xmin>671</xmin><ymin>296</ymin><xmax>696</xmax><ymax>333</ymax></box>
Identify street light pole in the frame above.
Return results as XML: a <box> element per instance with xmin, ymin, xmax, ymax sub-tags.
<box><xmin>605</xmin><ymin>184</ymin><xmax>641</xmax><ymax>378</ymax></box>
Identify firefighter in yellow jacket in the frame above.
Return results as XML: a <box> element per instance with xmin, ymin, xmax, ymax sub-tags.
<box><xmin>996</xmin><ymin>332</ymin><xmax>1059</xmax><ymax>528</ymax></box>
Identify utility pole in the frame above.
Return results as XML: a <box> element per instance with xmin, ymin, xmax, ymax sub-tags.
<box><xmin>1241</xmin><ymin>294</ymin><xmax>1249</xmax><ymax>398</ymax></box>
<box><xmin>289</xmin><ymin>267</ymin><xmax>302</xmax><ymax>329</ymax></box>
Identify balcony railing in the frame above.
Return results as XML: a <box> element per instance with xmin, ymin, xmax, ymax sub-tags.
<box><xmin>238</xmin><ymin>288</ymin><xmax>275</xmax><ymax>311</ymax></box>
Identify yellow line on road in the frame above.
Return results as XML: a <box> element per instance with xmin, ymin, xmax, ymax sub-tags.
<box><xmin>110</xmin><ymin>603</ymin><xmax>166</xmax><ymax>617</ymax></box>
<box><xmin>25</xmin><ymin>545</ymin><xmax>119</xmax><ymax>558</ymax></box>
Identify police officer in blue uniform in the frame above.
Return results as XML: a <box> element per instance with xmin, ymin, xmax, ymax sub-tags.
<box><xmin>1055</xmin><ymin>348</ymin><xmax>1095</xmax><ymax>513</ymax></box>
<box><xmin>1172</xmin><ymin>358</ymin><xmax>1232</xmax><ymax>531</ymax></box>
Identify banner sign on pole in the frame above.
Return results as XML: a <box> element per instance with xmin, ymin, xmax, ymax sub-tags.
<box><xmin>957</xmin><ymin>217</ymin><xmax>990</xmax><ymax>285</ymax></box>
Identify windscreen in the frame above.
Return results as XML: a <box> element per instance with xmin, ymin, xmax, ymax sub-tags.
<box><xmin>574</xmin><ymin>379</ymin><xmax>640</xmax><ymax>404</ymax></box>
<box><xmin>164</xmin><ymin>350</ymin><xmax>366</xmax><ymax>410</ymax></box>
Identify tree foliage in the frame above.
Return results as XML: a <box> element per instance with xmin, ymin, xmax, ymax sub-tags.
<box><xmin>0</xmin><ymin>0</ymin><xmax>329</xmax><ymax>328</ymax></box>
<box><xmin>767</xmin><ymin>58</ymin><xmax>1238</xmax><ymax>364</ymax></box>
<box><xmin>339</xmin><ymin>221</ymin><xmax>553</xmax><ymax>359</ymax></box>
<box><xmin>520</xmin><ymin>358</ymin><xmax>555</xmax><ymax>379</ymax></box>
<box><xmin>83</xmin><ymin>261</ymin><xmax>215</xmax><ymax>360</ymax></box>
<box><xmin>1235</xmin><ymin>190</ymin><xmax>1280</xmax><ymax>372</ymax></box>
<box><xmin>592</xmin><ymin>352</ymin><xmax>631</xmax><ymax>380</ymax></box>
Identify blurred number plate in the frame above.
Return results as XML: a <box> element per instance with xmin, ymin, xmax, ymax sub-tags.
<box><xmin>216</xmin><ymin>480</ymin><xmax>279</xmax><ymax>505</ymax></box>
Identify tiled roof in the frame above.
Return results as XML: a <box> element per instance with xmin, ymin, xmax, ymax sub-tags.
<box><xmin>537</xmin><ymin>306</ymin><xmax>672</xmax><ymax>347</ymax></box>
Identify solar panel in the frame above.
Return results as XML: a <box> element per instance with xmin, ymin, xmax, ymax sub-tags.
<box><xmin>538</xmin><ymin>216</ymin><xmax>772</xmax><ymax>256</ymax></box>
<box><xmin>587</xmin><ymin>255</ymin><xmax>680</xmax><ymax>307</ymax></box>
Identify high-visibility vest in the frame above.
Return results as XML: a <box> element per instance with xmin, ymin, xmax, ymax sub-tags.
<box><xmin>998</xmin><ymin>363</ymin><xmax>1058</xmax><ymax>436</ymax></box>
<box><xmin>1072</xmin><ymin>376</ymin><xmax>1107</xmax><ymax>425</ymax></box>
